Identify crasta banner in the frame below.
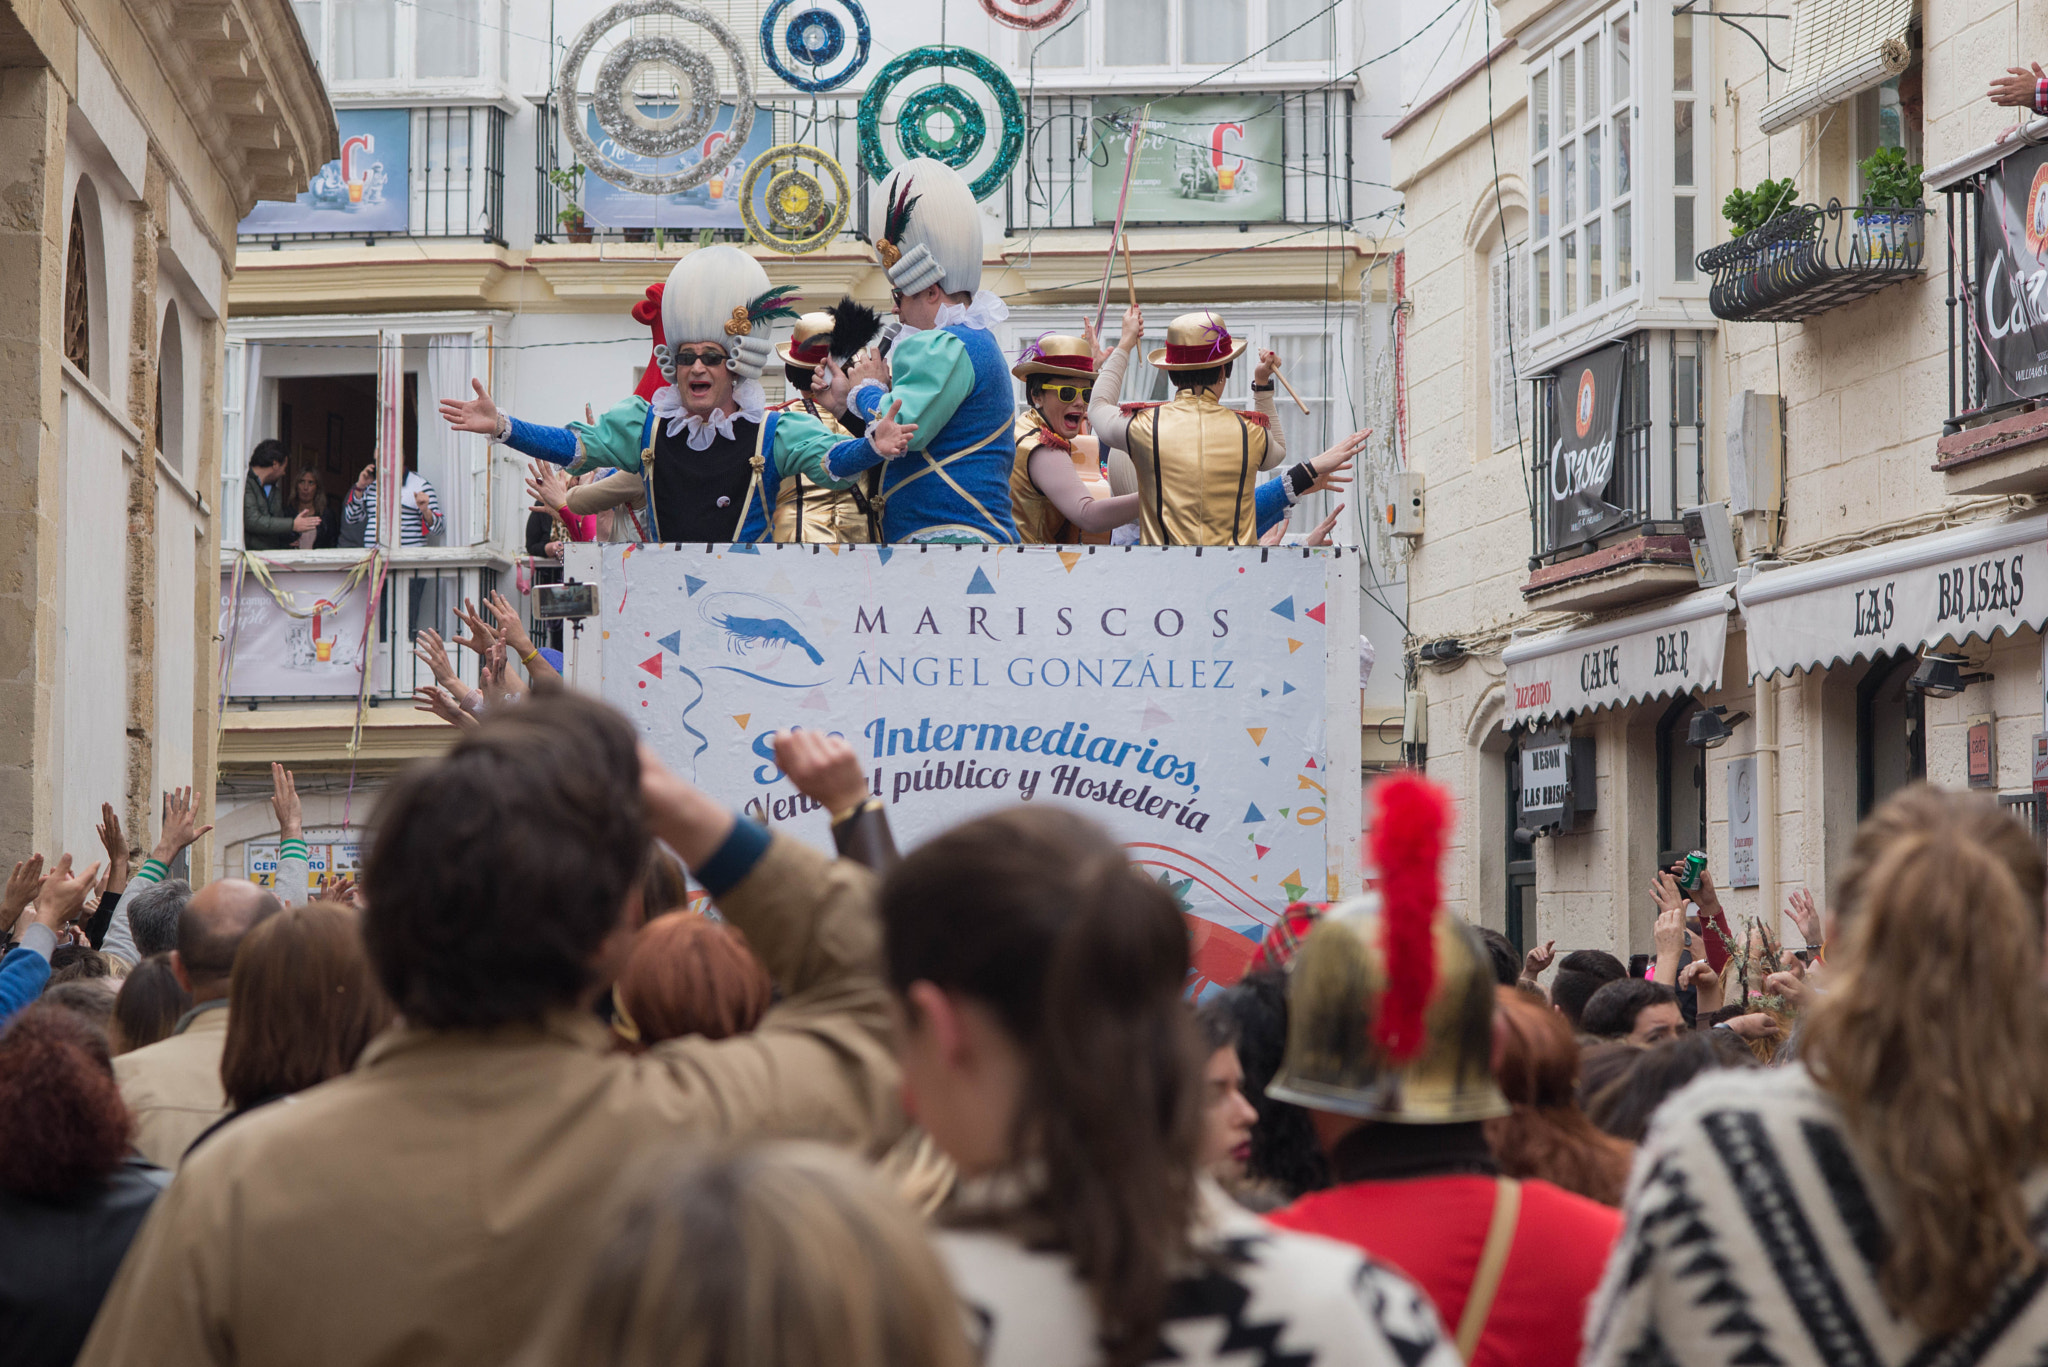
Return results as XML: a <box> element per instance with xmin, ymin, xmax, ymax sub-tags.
<box><xmin>1544</xmin><ymin>341</ymin><xmax>1630</xmax><ymax>550</ymax></box>
<box><xmin>1975</xmin><ymin>141</ymin><xmax>2048</xmax><ymax>411</ymax></box>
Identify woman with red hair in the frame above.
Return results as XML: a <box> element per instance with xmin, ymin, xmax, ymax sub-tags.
<box><xmin>611</xmin><ymin>912</ymin><xmax>773</xmax><ymax>1047</ymax></box>
<box><xmin>1485</xmin><ymin>987</ymin><xmax>1635</xmax><ymax>1206</ymax></box>
<box><xmin>0</xmin><ymin>1005</ymin><xmax>168</xmax><ymax>1367</ymax></box>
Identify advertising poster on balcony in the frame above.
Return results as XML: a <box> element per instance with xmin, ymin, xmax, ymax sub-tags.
<box><xmin>217</xmin><ymin>564</ymin><xmax>377</xmax><ymax>699</ymax></box>
<box><xmin>579</xmin><ymin>543</ymin><xmax>1356</xmax><ymax>989</ymax></box>
<box><xmin>238</xmin><ymin>109</ymin><xmax>410</xmax><ymax>237</ymax></box>
<box><xmin>1544</xmin><ymin>342</ymin><xmax>1630</xmax><ymax>549</ymax></box>
<box><xmin>1091</xmin><ymin>96</ymin><xmax>1284</xmax><ymax>225</ymax></box>
<box><xmin>579</xmin><ymin>104</ymin><xmax>774</xmax><ymax>230</ymax></box>
<box><xmin>1976</xmin><ymin>141</ymin><xmax>2048</xmax><ymax>409</ymax></box>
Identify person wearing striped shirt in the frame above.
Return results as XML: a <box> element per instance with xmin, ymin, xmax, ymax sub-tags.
<box><xmin>342</xmin><ymin>464</ymin><xmax>444</xmax><ymax>546</ymax></box>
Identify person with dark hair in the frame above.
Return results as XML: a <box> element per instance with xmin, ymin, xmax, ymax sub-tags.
<box><xmin>0</xmin><ymin>1005</ymin><xmax>170</xmax><ymax>1367</ymax></box>
<box><xmin>1008</xmin><ymin>333</ymin><xmax>1138</xmax><ymax>544</ymax></box>
<box><xmin>878</xmin><ymin>804</ymin><xmax>1453</xmax><ymax>1367</ymax></box>
<box><xmin>1191</xmin><ymin>996</ymin><xmax>1258</xmax><ymax>1189</ymax></box>
<box><xmin>1576</xmin><ymin>1040</ymin><xmax>1644</xmax><ymax>1109</ymax></box>
<box><xmin>1477</xmin><ymin>926</ymin><xmax>1521</xmax><ymax>988</ymax></box>
<box><xmin>111</xmin><ymin>879</ymin><xmax>280</xmax><ymax>1166</ymax></box>
<box><xmin>1587</xmin><ymin>785</ymin><xmax>2048</xmax><ymax>1364</ymax></box>
<box><xmin>611</xmin><ymin>912</ymin><xmax>772</xmax><ymax>1048</ymax></box>
<box><xmin>48</xmin><ymin>943</ymin><xmax>114</xmax><ymax>984</ymax></box>
<box><xmin>1202</xmin><ymin>970</ymin><xmax>1331</xmax><ymax>1201</ymax></box>
<box><xmin>1485</xmin><ymin>987</ymin><xmax>1635</xmax><ymax>1206</ymax></box>
<box><xmin>78</xmin><ymin>707</ymin><xmax>901</xmax><ymax>1367</ymax></box>
<box><xmin>1549</xmin><ymin>948</ymin><xmax>1626</xmax><ymax>1028</ymax></box>
<box><xmin>1267</xmin><ymin>774</ymin><xmax>1622</xmax><ymax>1367</ymax></box>
<box><xmin>1583</xmin><ymin>1031</ymin><xmax>1756</xmax><ymax>1143</ymax></box>
<box><xmin>243</xmin><ymin>439</ymin><xmax>319</xmax><ymax>550</ymax></box>
<box><xmin>187</xmin><ymin>902</ymin><xmax>396</xmax><ymax>1156</ymax></box>
<box><xmin>1579</xmin><ymin>977</ymin><xmax>1682</xmax><ymax>1044</ymax></box>
<box><xmin>109</xmin><ymin>953</ymin><xmax>190</xmax><ymax>1054</ymax></box>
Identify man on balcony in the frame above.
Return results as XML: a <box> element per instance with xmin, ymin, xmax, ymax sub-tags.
<box><xmin>242</xmin><ymin>440</ymin><xmax>321</xmax><ymax>552</ymax></box>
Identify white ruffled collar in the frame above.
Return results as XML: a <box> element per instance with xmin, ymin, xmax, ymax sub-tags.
<box><xmin>898</xmin><ymin>289</ymin><xmax>1010</xmax><ymax>338</ymax></box>
<box><xmin>650</xmin><ymin>381</ymin><xmax>767</xmax><ymax>451</ymax></box>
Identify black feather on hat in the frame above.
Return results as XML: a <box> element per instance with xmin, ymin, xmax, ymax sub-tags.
<box><xmin>827</xmin><ymin>296</ymin><xmax>884</xmax><ymax>363</ymax></box>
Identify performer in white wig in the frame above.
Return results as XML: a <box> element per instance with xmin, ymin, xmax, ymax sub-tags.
<box><xmin>439</xmin><ymin>245</ymin><xmax>914</xmax><ymax>542</ymax></box>
<box><xmin>811</xmin><ymin>158</ymin><xmax>1020</xmax><ymax>544</ymax></box>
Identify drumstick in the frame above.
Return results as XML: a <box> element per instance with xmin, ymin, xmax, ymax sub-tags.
<box><xmin>1122</xmin><ymin>233</ymin><xmax>1137</xmax><ymax>307</ymax></box>
<box><xmin>1269</xmin><ymin>358</ymin><xmax>1312</xmax><ymax>415</ymax></box>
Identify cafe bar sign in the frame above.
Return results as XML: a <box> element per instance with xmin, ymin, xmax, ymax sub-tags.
<box><xmin>1502</xmin><ymin>587</ymin><xmax>1733</xmax><ymax>726</ymax></box>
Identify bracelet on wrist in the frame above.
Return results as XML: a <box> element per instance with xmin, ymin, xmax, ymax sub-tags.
<box><xmin>829</xmin><ymin>796</ymin><xmax>882</xmax><ymax>825</ymax></box>
<box><xmin>1251</xmin><ymin>381</ymin><xmax>1275</xmax><ymax>392</ymax></box>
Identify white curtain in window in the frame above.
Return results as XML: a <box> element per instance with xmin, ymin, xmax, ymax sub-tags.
<box><xmin>222</xmin><ymin>341</ymin><xmax>251</xmax><ymax>551</ymax></box>
<box><xmin>1268</xmin><ymin>0</ymin><xmax>1334</xmax><ymax>61</ymax></box>
<box><xmin>1269</xmin><ymin>333</ymin><xmax>1329</xmax><ymax>462</ymax></box>
<box><xmin>417</xmin><ymin>0</ymin><xmax>481</xmax><ymax>79</ymax></box>
<box><xmin>425</xmin><ymin>335</ymin><xmax>482</xmax><ymax>544</ymax></box>
<box><xmin>1183</xmin><ymin>0</ymin><xmax>1248</xmax><ymax>64</ymax></box>
<box><xmin>331</xmin><ymin>0</ymin><xmax>395</xmax><ymax>80</ymax></box>
<box><xmin>1490</xmin><ymin>241</ymin><xmax>1531</xmax><ymax>451</ymax></box>
<box><xmin>1105</xmin><ymin>0</ymin><xmax>1170</xmax><ymax>65</ymax></box>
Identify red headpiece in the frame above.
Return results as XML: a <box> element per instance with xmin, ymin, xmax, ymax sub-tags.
<box><xmin>632</xmin><ymin>282</ymin><xmax>667</xmax><ymax>402</ymax></box>
<box><xmin>1367</xmin><ymin>770</ymin><xmax>1451</xmax><ymax>1064</ymax></box>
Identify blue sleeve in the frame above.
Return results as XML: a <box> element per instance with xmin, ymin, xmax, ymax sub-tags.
<box><xmin>504</xmin><ymin>417</ymin><xmax>581</xmax><ymax>467</ymax></box>
<box><xmin>0</xmin><ymin>928</ymin><xmax>55</xmax><ymax>1025</ymax></box>
<box><xmin>694</xmin><ymin>817</ymin><xmax>773</xmax><ymax>898</ymax></box>
<box><xmin>1255</xmin><ymin>474</ymin><xmax>1294</xmax><ymax>536</ymax></box>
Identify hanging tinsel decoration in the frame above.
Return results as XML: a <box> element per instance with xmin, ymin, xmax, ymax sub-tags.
<box><xmin>856</xmin><ymin>46</ymin><xmax>1023</xmax><ymax>202</ymax></box>
<box><xmin>740</xmin><ymin>143</ymin><xmax>851</xmax><ymax>254</ymax></box>
<box><xmin>758</xmin><ymin>0</ymin><xmax>870</xmax><ymax>92</ymax></box>
<box><xmin>977</xmin><ymin>0</ymin><xmax>1080</xmax><ymax>30</ymax></box>
<box><xmin>556</xmin><ymin>0</ymin><xmax>754</xmax><ymax>196</ymax></box>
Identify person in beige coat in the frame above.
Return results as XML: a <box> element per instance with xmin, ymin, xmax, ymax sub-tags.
<box><xmin>77</xmin><ymin>697</ymin><xmax>901</xmax><ymax>1367</ymax></box>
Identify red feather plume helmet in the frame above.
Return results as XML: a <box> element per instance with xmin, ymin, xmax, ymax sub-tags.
<box><xmin>1366</xmin><ymin>770</ymin><xmax>1453</xmax><ymax>1064</ymax></box>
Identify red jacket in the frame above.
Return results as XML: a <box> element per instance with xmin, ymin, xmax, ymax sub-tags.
<box><xmin>1269</xmin><ymin>1174</ymin><xmax>1621</xmax><ymax>1367</ymax></box>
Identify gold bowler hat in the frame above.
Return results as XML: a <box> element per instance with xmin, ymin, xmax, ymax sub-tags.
<box><xmin>1012</xmin><ymin>334</ymin><xmax>1098</xmax><ymax>382</ymax></box>
<box><xmin>1146</xmin><ymin>310</ymin><xmax>1249</xmax><ymax>371</ymax></box>
<box><xmin>776</xmin><ymin>312</ymin><xmax>835</xmax><ymax>368</ymax></box>
<box><xmin>1266</xmin><ymin>895</ymin><xmax>1509</xmax><ymax>1123</ymax></box>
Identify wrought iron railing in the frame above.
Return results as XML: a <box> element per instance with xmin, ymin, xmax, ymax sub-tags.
<box><xmin>241</xmin><ymin>106</ymin><xmax>507</xmax><ymax>246</ymax></box>
<box><xmin>535</xmin><ymin>96</ymin><xmax>870</xmax><ymax>245</ymax></box>
<box><xmin>1695</xmin><ymin>199</ymin><xmax>1930</xmax><ymax>324</ymax></box>
<box><xmin>1005</xmin><ymin>89</ymin><xmax>1354</xmax><ymax>233</ymax></box>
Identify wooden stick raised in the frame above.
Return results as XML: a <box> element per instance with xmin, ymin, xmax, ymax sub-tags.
<box><xmin>1271</xmin><ymin>359</ymin><xmax>1312</xmax><ymax>416</ymax></box>
<box><xmin>1122</xmin><ymin>233</ymin><xmax>1137</xmax><ymax>306</ymax></box>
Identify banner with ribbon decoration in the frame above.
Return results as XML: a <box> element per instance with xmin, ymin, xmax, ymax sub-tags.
<box><xmin>218</xmin><ymin>553</ymin><xmax>382</xmax><ymax>699</ymax></box>
<box><xmin>567</xmin><ymin>542</ymin><xmax>1364</xmax><ymax>990</ymax></box>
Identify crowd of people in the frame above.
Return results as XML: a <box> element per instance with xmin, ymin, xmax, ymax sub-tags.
<box><xmin>0</xmin><ymin>684</ymin><xmax>2042</xmax><ymax>1366</ymax></box>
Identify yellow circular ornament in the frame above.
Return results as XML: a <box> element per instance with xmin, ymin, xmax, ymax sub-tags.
<box><xmin>741</xmin><ymin>143</ymin><xmax>851</xmax><ymax>255</ymax></box>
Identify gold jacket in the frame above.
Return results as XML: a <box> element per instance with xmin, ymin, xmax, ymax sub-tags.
<box><xmin>770</xmin><ymin>399</ymin><xmax>875</xmax><ymax>543</ymax></box>
<box><xmin>1008</xmin><ymin>409</ymin><xmax>1115</xmax><ymax>546</ymax></box>
<box><xmin>1122</xmin><ymin>388</ymin><xmax>1274</xmax><ymax>546</ymax></box>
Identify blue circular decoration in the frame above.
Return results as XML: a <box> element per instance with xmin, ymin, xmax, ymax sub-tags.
<box><xmin>898</xmin><ymin>83</ymin><xmax>985</xmax><ymax>162</ymax></box>
<box><xmin>760</xmin><ymin>0</ymin><xmax>869</xmax><ymax>93</ymax></box>
<box><xmin>857</xmin><ymin>46</ymin><xmax>1024</xmax><ymax>202</ymax></box>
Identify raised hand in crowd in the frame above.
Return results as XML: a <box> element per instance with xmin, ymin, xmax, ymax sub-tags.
<box><xmin>1763</xmin><ymin>954</ymin><xmax>1812</xmax><ymax>1011</ymax></box>
<box><xmin>1653</xmin><ymin>900</ymin><xmax>1687</xmax><ymax>984</ymax></box>
<box><xmin>1</xmin><ymin>854</ymin><xmax>45</xmax><ymax>937</ymax></box>
<box><xmin>1308</xmin><ymin>428</ymin><xmax>1371</xmax><ymax>492</ymax></box>
<box><xmin>1679</xmin><ymin>957</ymin><xmax>1724</xmax><ymax>1015</ymax></box>
<box><xmin>778</xmin><ymin>728</ymin><xmax>871</xmax><ymax>818</ymax></box>
<box><xmin>1716</xmin><ymin>1011</ymin><xmax>1780</xmax><ymax>1042</ymax></box>
<box><xmin>487</xmin><ymin>589</ymin><xmax>559</xmax><ymax>688</ymax></box>
<box><xmin>413</xmin><ymin>627</ymin><xmax>483</xmax><ymax>714</ymax></box>
<box><xmin>1989</xmin><ymin>62</ymin><xmax>2046</xmax><ymax>108</ymax></box>
<box><xmin>1520</xmin><ymin>938</ymin><xmax>1556</xmax><ymax>988</ymax></box>
<box><xmin>95</xmin><ymin>805</ymin><xmax>130</xmax><ymax>894</ymax></box>
<box><xmin>1114</xmin><ymin>300</ymin><xmax>1144</xmax><ymax>353</ymax></box>
<box><xmin>1649</xmin><ymin>867</ymin><xmax>1684</xmax><ymax>917</ymax></box>
<box><xmin>324</xmin><ymin>873</ymin><xmax>362</xmax><ymax>908</ymax></box>
<box><xmin>19</xmin><ymin>852</ymin><xmax>102</xmax><ymax>936</ymax></box>
<box><xmin>270</xmin><ymin>761</ymin><xmax>304</xmax><ymax>843</ymax></box>
<box><xmin>414</xmin><ymin>683</ymin><xmax>479</xmax><ymax>729</ymax></box>
<box><xmin>867</xmin><ymin>400</ymin><xmax>918</xmax><ymax>460</ymax></box>
<box><xmin>452</xmin><ymin>597</ymin><xmax>498</xmax><ymax>657</ymax></box>
<box><xmin>1082</xmin><ymin>317</ymin><xmax>1111</xmax><ymax>366</ymax></box>
<box><xmin>439</xmin><ymin>378</ymin><xmax>504</xmax><ymax>437</ymax></box>
<box><xmin>479</xmin><ymin>642</ymin><xmax>525</xmax><ymax>709</ymax></box>
<box><xmin>525</xmin><ymin>461</ymin><xmax>572</xmax><ymax>517</ymax></box>
<box><xmin>1302</xmin><ymin>503</ymin><xmax>1345</xmax><ymax>547</ymax></box>
<box><xmin>1258</xmin><ymin>518</ymin><xmax>1289</xmax><ymax>547</ymax></box>
<box><xmin>153</xmin><ymin>785</ymin><xmax>213</xmax><ymax>864</ymax></box>
<box><xmin>1785</xmin><ymin>887</ymin><xmax>1822</xmax><ymax>948</ymax></box>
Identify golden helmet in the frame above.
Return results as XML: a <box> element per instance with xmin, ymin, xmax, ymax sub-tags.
<box><xmin>1267</xmin><ymin>894</ymin><xmax>1508</xmax><ymax>1123</ymax></box>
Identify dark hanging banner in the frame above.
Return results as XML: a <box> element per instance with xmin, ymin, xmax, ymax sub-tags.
<box><xmin>1975</xmin><ymin>141</ymin><xmax>2048</xmax><ymax>411</ymax></box>
<box><xmin>1544</xmin><ymin>341</ymin><xmax>1630</xmax><ymax>550</ymax></box>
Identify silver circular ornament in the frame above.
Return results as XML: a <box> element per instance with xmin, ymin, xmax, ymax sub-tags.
<box><xmin>557</xmin><ymin>0</ymin><xmax>756</xmax><ymax>197</ymax></box>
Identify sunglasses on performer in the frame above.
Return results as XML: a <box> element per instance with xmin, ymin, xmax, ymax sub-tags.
<box><xmin>671</xmin><ymin>349</ymin><xmax>728</xmax><ymax>370</ymax></box>
<box><xmin>1044</xmin><ymin>385</ymin><xmax>1093</xmax><ymax>402</ymax></box>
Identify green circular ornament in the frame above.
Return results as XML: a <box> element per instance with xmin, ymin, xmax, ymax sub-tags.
<box><xmin>857</xmin><ymin>45</ymin><xmax>1022</xmax><ymax>201</ymax></box>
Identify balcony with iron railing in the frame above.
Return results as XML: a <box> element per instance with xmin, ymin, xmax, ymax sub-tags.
<box><xmin>1696</xmin><ymin>199</ymin><xmax>1932</xmax><ymax>324</ymax></box>
<box><xmin>239</xmin><ymin>105</ymin><xmax>508</xmax><ymax>247</ymax></box>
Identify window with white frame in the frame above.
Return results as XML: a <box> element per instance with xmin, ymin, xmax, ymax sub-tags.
<box><xmin>1529</xmin><ymin>3</ymin><xmax>1634</xmax><ymax>332</ymax></box>
<box><xmin>1670</xmin><ymin>9</ymin><xmax>1700</xmax><ymax>285</ymax></box>
<box><xmin>291</xmin><ymin>0</ymin><xmax>495</xmax><ymax>87</ymax></box>
<box><xmin>1490</xmin><ymin>237</ymin><xmax>1531</xmax><ymax>452</ymax></box>
<box><xmin>1024</xmin><ymin>0</ymin><xmax>1334</xmax><ymax>72</ymax></box>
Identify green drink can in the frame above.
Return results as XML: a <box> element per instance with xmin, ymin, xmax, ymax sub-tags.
<box><xmin>1678</xmin><ymin>850</ymin><xmax>1707</xmax><ymax>892</ymax></box>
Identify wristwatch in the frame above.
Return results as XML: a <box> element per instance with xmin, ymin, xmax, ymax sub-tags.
<box><xmin>1251</xmin><ymin>382</ymin><xmax>1275</xmax><ymax>392</ymax></box>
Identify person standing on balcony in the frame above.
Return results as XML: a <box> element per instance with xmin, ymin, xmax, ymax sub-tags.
<box><xmin>242</xmin><ymin>441</ymin><xmax>320</xmax><ymax>552</ymax></box>
<box><xmin>807</xmin><ymin>158</ymin><xmax>1022</xmax><ymax>544</ymax></box>
<box><xmin>1989</xmin><ymin>62</ymin><xmax>2048</xmax><ymax>114</ymax></box>
<box><xmin>441</xmin><ymin>251</ymin><xmax>914</xmax><ymax>543</ymax></box>
<box><xmin>342</xmin><ymin>463</ymin><xmax>443</xmax><ymax>547</ymax></box>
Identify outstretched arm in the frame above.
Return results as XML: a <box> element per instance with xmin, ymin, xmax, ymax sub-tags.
<box><xmin>1086</xmin><ymin>304</ymin><xmax>1143</xmax><ymax>454</ymax></box>
<box><xmin>1028</xmin><ymin>445</ymin><xmax>1139</xmax><ymax>532</ymax></box>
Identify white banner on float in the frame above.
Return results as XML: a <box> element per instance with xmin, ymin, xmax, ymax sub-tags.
<box><xmin>1738</xmin><ymin>513</ymin><xmax>2048</xmax><ymax>678</ymax></box>
<box><xmin>568</xmin><ymin>543</ymin><xmax>1362</xmax><ymax>988</ymax></box>
<box><xmin>1502</xmin><ymin>587</ymin><xmax>1733</xmax><ymax>726</ymax></box>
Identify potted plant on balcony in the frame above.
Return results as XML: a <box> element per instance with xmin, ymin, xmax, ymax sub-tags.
<box><xmin>549</xmin><ymin>163</ymin><xmax>592</xmax><ymax>244</ymax></box>
<box><xmin>1723</xmin><ymin>177</ymin><xmax>1802</xmax><ymax>237</ymax></box>
<box><xmin>1855</xmin><ymin>147</ymin><xmax>1924</xmax><ymax>266</ymax></box>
